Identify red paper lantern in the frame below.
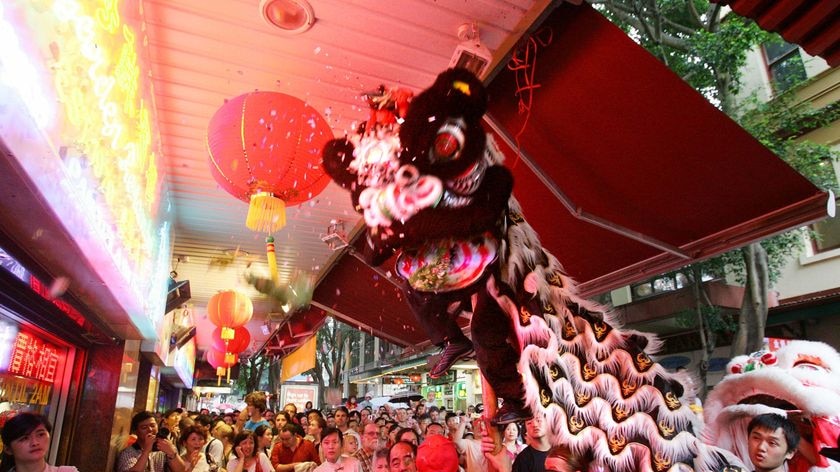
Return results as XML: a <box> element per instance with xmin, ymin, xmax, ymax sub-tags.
<box><xmin>207</xmin><ymin>290</ymin><xmax>253</xmax><ymax>329</ymax></box>
<box><xmin>206</xmin><ymin>348</ymin><xmax>235</xmax><ymax>370</ymax></box>
<box><xmin>211</xmin><ymin>326</ymin><xmax>251</xmax><ymax>354</ymax></box>
<box><xmin>207</xmin><ymin>91</ymin><xmax>333</xmax><ymax>233</ymax></box>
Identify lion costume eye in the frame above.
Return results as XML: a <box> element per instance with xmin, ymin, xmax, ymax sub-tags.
<box><xmin>794</xmin><ymin>361</ymin><xmax>827</xmax><ymax>373</ymax></box>
<box><xmin>430</xmin><ymin>118</ymin><xmax>466</xmax><ymax>163</ymax></box>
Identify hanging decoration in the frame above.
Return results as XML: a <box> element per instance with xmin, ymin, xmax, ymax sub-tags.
<box><xmin>211</xmin><ymin>325</ymin><xmax>251</xmax><ymax>381</ymax></box>
<box><xmin>207</xmin><ymin>290</ymin><xmax>253</xmax><ymax>383</ymax></box>
<box><xmin>206</xmin><ymin>348</ymin><xmax>236</xmax><ymax>386</ymax></box>
<box><xmin>207</xmin><ymin>91</ymin><xmax>333</xmax><ymax>281</ymax></box>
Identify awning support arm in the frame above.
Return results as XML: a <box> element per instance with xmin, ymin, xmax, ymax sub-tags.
<box><xmin>483</xmin><ymin>113</ymin><xmax>691</xmax><ymax>260</ymax></box>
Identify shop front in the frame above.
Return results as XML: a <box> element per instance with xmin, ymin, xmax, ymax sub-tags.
<box><xmin>1</xmin><ymin>1</ymin><xmax>176</xmax><ymax>470</ymax></box>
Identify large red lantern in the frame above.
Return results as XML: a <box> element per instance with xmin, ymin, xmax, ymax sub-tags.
<box><xmin>207</xmin><ymin>290</ymin><xmax>253</xmax><ymax>329</ymax></box>
<box><xmin>207</xmin><ymin>91</ymin><xmax>333</xmax><ymax>234</ymax></box>
<box><xmin>211</xmin><ymin>326</ymin><xmax>251</xmax><ymax>354</ymax></box>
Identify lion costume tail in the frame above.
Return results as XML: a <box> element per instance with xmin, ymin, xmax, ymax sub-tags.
<box><xmin>497</xmin><ymin>196</ymin><xmax>745</xmax><ymax>472</ymax></box>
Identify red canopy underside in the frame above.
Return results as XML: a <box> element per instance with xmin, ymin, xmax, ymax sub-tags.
<box><xmin>268</xmin><ymin>2</ymin><xmax>827</xmax><ymax>352</ymax></box>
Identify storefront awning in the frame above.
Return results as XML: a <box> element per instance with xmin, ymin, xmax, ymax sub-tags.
<box><xmin>267</xmin><ymin>2</ymin><xmax>829</xmax><ymax>349</ymax></box>
<box><xmin>712</xmin><ymin>0</ymin><xmax>840</xmax><ymax>66</ymax></box>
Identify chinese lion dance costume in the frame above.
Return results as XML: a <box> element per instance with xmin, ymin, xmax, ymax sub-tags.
<box><xmin>322</xmin><ymin>68</ymin><xmax>745</xmax><ymax>471</ymax></box>
<box><xmin>702</xmin><ymin>341</ymin><xmax>840</xmax><ymax>471</ymax></box>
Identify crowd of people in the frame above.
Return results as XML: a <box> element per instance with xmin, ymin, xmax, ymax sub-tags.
<box><xmin>0</xmin><ymin>389</ymin><xmax>817</xmax><ymax>472</ymax></box>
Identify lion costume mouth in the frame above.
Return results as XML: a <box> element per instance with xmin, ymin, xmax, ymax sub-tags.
<box><xmin>737</xmin><ymin>394</ymin><xmax>799</xmax><ymax>411</ymax></box>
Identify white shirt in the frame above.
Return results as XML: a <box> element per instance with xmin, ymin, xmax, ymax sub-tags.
<box><xmin>313</xmin><ymin>456</ymin><xmax>363</xmax><ymax>472</ymax></box>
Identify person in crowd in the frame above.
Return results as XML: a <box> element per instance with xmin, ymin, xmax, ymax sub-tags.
<box><xmin>415</xmin><ymin>434</ymin><xmax>458</xmax><ymax>472</ymax></box>
<box><xmin>270</xmin><ymin>423</ymin><xmax>319</xmax><ymax>472</ymax></box>
<box><xmin>358</xmin><ymin>393</ymin><xmax>373</xmax><ymax>411</ymax></box>
<box><xmin>308</xmin><ymin>416</ymin><xmax>327</xmax><ymax>454</ymax></box>
<box><xmin>326</xmin><ymin>415</ymin><xmax>336</xmax><ymax>429</ymax></box>
<box><xmin>196</xmin><ymin>414</ymin><xmax>224</xmax><ymax>467</ymax></box>
<box><xmin>283</xmin><ymin>404</ymin><xmax>298</xmax><ymax>419</ymax></box>
<box><xmin>116</xmin><ymin>411</ymin><xmax>186</xmax><ymax>472</ymax></box>
<box><xmin>348</xmin><ymin>420</ymin><xmax>360</xmax><ymax>434</ymax></box>
<box><xmin>349</xmin><ymin>410</ymin><xmax>362</xmax><ymax>426</ymax></box>
<box><xmin>227</xmin><ymin>431</ymin><xmax>273</xmax><ymax>472</ymax></box>
<box><xmin>388</xmin><ymin>441</ymin><xmax>417</xmax><ymax>472</ymax></box>
<box><xmin>334</xmin><ymin>407</ymin><xmax>350</xmax><ymax>434</ymax></box>
<box><xmin>512</xmin><ymin>414</ymin><xmax>551</xmax><ymax>472</ymax></box>
<box><xmin>747</xmin><ymin>413</ymin><xmax>800</xmax><ymax>472</ymax></box>
<box><xmin>346</xmin><ymin>396</ymin><xmax>359</xmax><ymax>412</ymax></box>
<box><xmin>451</xmin><ymin>413</ymin><xmax>485</xmax><ymax>472</ymax></box>
<box><xmin>372</xmin><ymin>450</ymin><xmax>389</xmax><ymax>472</ymax></box>
<box><xmin>428</xmin><ymin>407</ymin><xmax>440</xmax><ymax>425</ymax></box>
<box><xmin>224</xmin><ymin>414</ymin><xmax>236</xmax><ymax>426</ymax></box>
<box><xmin>254</xmin><ymin>424</ymin><xmax>274</xmax><ymax>456</ymax></box>
<box><xmin>395</xmin><ymin>428</ymin><xmax>419</xmax><ymax>447</ymax></box>
<box><xmin>387</xmin><ymin>423</ymin><xmax>401</xmax><ymax>448</ymax></box>
<box><xmin>354</xmin><ymin>424</ymin><xmax>378</xmax><ymax>472</ymax></box>
<box><xmin>444</xmin><ymin>413</ymin><xmax>460</xmax><ymax>442</ymax></box>
<box><xmin>414</xmin><ymin>403</ymin><xmax>426</xmax><ymax>418</ymax></box>
<box><xmin>211</xmin><ymin>422</ymin><xmax>235</xmax><ymax>470</ymax></box>
<box><xmin>0</xmin><ymin>412</ymin><xmax>78</xmax><ymax>472</ymax></box>
<box><xmin>425</xmin><ymin>423</ymin><xmax>445</xmax><ymax>437</ymax></box>
<box><xmin>502</xmin><ymin>422</ymin><xmax>525</xmax><ymax>462</ymax></box>
<box><xmin>264</xmin><ymin>410</ymin><xmax>276</xmax><ymax>424</ymax></box>
<box><xmin>343</xmin><ymin>431</ymin><xmax>361</xmax><ymax>456</ymax></box>
<box><xmin>313</xmin><ymin>428</ymin><xmax>362</xmax><ymax>472</ymax></box>
<box><xmin>239</xmin><ymin>392</ymin><xmax>272</xmax><ymax>433</ymax></box>
<box><xmin>304</xmin><ymin>402</ymin><xmax>313</xmax><ymax>413</ymax></box>
<box><xmin>273</xmin><ymin>412</ymin><xmax>292</xmax><ymax>442</ymax></box>
<box><xmin>297</xmin><ymin>413</ymin><xmax>310</xmax><ymax>429</ymax></box>
<box><xmin>179</xmin><ymin>424</ymin><xmax>217</xmax><ymax>472</ymax></box>
<box><xmin>162</xmin><ymin>409</ymin><xmax>184</xmax><ymax>444</ymax></box>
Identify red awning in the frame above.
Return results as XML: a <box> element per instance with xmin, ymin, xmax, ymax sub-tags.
<box><xmin>712</xmin><ymin>0</ymin><xmax>840</xmax><ymax>66</ymax></box>
<box><xmin>268</xmin><ymin>2</ymin><xmax>828</xmax><ymax>349</ymax></box>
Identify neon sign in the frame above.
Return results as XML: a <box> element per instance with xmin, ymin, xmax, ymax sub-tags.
<box><xmin>0</xmin><ymin>1</ymin><xmax>172</xmax><ymax>334</ymax></box>
<box><xmin>7</xmin><ymin>332</ymin><xmax>62</xmax><ymax>383</ymax></box>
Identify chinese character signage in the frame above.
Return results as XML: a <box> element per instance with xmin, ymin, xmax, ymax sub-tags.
<box><xmin>6</xmin><ymin>332</ymin><xmax>62</xmax><ymax>383</ymax></box>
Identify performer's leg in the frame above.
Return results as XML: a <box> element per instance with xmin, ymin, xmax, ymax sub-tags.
<box><xmin>472</xmin><ymin>276</ymin><xmax>531</xmax><ymax>425</ymax></box>
<box><xmin>406</xmin><ymin>288</ymin><xmax>473</xmax><ymax>378</ymax></box>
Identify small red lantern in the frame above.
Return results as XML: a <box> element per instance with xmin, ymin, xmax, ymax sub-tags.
<box><xmin>212</xmin><ymin>326</ymin><xmax>251</xmax><ymax>354</ymax></box>
<box><xmin>207</xmin><ymin>290</ymin><xmax>253</xmax><ymax>329</ymax></box>
<box><xmin>207</xmin><ymin>348</ymin><xmax>237</xmax><ymax>385</ymax></box>
<box><xmin>207</xmin><ymin>91</ymin><xmax>333</xmax><ymax>234</ymax></box>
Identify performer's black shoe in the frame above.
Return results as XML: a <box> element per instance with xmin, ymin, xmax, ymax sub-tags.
<box><xmin>429</xmin><ymin>340</ymin><xmax>473</xmax><ymax>379</ymax></box>
<box><xmin>491</xmin><ymin>403</ymin><xmax>532</xmax><ymax>426</ymax></box>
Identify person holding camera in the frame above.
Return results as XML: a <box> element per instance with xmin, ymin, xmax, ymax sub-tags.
<box><xmin>116</xmin><ymin>411</ymin><xmax>187</xmax><ymax>472</ymax></box>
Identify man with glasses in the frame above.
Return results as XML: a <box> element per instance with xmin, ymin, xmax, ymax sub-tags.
<box><xmin>354</xmin><ymin>423</ymin><xmax>379</xmax><ymax>472</ymax></box>
<box><xmin>389</xmin><ymin>441</ymin><xmax>417</xmax><ymax>472</ymax></box>
<box><xmin>270</xmin><ymin>424</ymin><xmax>320</xmax><ymax>472</ymax></box>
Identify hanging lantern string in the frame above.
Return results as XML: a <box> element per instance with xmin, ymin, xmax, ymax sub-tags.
<box><xmin>266</xmin><ymin>236</ymin><xmax>279</xmax><ymax>284</ymax></box>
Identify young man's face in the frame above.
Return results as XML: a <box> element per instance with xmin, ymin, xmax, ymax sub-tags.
<box><xmin>335</xmin><ymin>410</ymin><xmax>348</xmax><ymax>427</ymax></box>
<box><xmin>321</xmin><ymin>432</ymin><xmax>343</xmax><ymax>462</ymax></box>
<box><xmin>748</xmin><ymin>426</ymin><xmax>794</xmax><ymax>472</ymax></box>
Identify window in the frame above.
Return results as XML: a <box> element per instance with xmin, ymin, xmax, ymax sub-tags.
<box><xmin>763</xmin><ymin>40</ymin><xmax>807</xmax><ymax>94</ymax></box>
<box><xmin>812</xmin><ymin>217</ymin><xmax>840</xmax><ymax>254</ymax></box>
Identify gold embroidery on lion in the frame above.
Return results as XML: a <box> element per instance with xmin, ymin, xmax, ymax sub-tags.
<box><xmin>540</xmin><ymin>389</ymin><xmax>552</xmax><ymax>406</ymax></box>
<box><xmin>519</xmin><ymin>306</ymin><xmax>532</xmax><ymax>326</ymax></box>
<box><xmin>575</xmin><ymin>391</ymin><xmax>591</xmax><ymax>406</ymax></box>
<box><xmin>620</xmin><ymin>379</ymin><xmax>637</xmax><ymax>398</ymax></box>
<box><xmin>582</xmin><ymin>363</ymin><xmax>597</xmax><ymax>381</ymax></box>
<box><xmin>592</xmin><ymin>321</ymin><xmax>608</xmax><ymax>341</ymax></box>
<box><xmin>549</xmin><ymin>364</ymin><xmax>561</xmax><ymax>381</ymax></box>
<box><xmin>658</xmin><ymin>420</ymin><xmax>675</xmax><ymax>438</ymax></box>
<box><xmin>665</xmin><ymin>392</ymin><xmax>682</xmax><ymax>410</ymax></box>
<box><xmin>609</xmin><ymin>434</ymin><xmax>627</xmax><ymax>454</ymax></box>
<box><xmin>612</xmin><ymin>404</ymin><xmax>630</xmax><ymax>422</ymax></box>
<box><xmin>569</xmin><ymin>415</ymin><xmax>585</xmax><ymax>434</ymax></box>
<box><xmin>654</xmin><ymin>452</ymin><xmax>672</xmax><ymax>471</ymax></box>
<box><xmin>635</xmin><ymin>352</ymin><xmax>653</xmax><ymax>371</ymax></box>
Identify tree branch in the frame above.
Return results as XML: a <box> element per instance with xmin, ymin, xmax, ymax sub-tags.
<box><xmin>705</xmin><ymin>2</ymin><xmax>723</xmax><ymax>32</ymax></box>
<box><xmin>685</xmin><ymin>0</ymin><xmax>704</xmax><ymax>28</ymax></box>
<box><xmin>604</xmin><ymin>4</ymin><xmax>691</xmax><ymax>51</ymax></box>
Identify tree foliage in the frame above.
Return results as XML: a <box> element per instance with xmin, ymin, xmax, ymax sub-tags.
<box><xmin>589</xmin><ymin>0</ymin><xmax>838</xmax><ymax>362</ymax></box>
<box><xmin>306</xmin><ymin>317</ymin><xmax>360</xmax><ymax>406</ymax></box>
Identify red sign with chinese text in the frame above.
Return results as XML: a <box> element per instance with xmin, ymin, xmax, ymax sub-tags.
<box><xmin>7</xmin><ymin>332</ymin><xmax>61</xmax><ymax>383</ymax></box>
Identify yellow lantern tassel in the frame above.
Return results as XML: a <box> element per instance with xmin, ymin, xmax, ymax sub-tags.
<box><xmin>216</xmin><ymin>366</ymin><xmax>226</xmax><ymax>386</ymax></box>
<box><xmin>266</xmin><ymin>236</ymin><xmax>279</xmax><ymax>284</ymax></box>
<box><xmin>221</xmin><ymin>327</ymin><xmax>235</xmax><ymax>341</ymax></box>
<box><xmin>246</xmin><ymin>192</ymin><xmax>286</xmax><ymax>233</ymax></box>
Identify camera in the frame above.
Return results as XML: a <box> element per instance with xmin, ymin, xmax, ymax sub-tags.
<box><xmin>152</xmin><ymin>427</ymin><xmax>170</xmax><ymax>451</ymax></box>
